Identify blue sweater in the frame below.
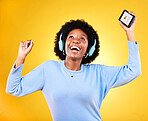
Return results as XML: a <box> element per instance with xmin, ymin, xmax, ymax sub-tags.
<box><xmin>6</xmin><ymin>41</ymin><xmax>141</xmax><ymax>121</ymax></box>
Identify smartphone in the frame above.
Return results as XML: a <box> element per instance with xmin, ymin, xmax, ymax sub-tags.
<box><xmin>119</xmin><ymin>10</ymin><xmax>135</xmax><ymax>28</ymax></box>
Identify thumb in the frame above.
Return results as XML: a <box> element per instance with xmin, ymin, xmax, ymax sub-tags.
<box><xmin>25</xmin><ymin>40</ymin><xmax>34</xmax><ymax>53</ymax></box>
<box><xmin>119</xmin><ymin>21</ymin><xmax>124</xmax><ymax>27</ymax></box>
<box><xmin>119</xmin><ymin>21</ymin><xmax>128</xmax><ymax>30</ymax></box>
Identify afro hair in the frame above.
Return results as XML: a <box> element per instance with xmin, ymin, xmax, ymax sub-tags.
<box><xmin>54</xmin><ymin>19</ymin><xmax>100</xmax><ymax>64</ymax></box>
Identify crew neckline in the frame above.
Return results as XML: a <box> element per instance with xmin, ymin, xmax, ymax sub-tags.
<box><xmin>61</xmin><ymin>60</ymin><xmax>84</xmax><ymax>73</ymax></box>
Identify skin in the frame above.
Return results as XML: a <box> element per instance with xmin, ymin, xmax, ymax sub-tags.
<box><xmin>119</xmin><ymin>11</ymin><xmax>137</xmax><ymax>44</ymax></box>
<box><xmin>14</xmin><ymin>11</ymin><xmax>137</xmax><ymax>69</ymax></box>
<box><xmin>64</xmin><ymin>29</ymin><xmax>88</xmax><ymax>71</ymax></box>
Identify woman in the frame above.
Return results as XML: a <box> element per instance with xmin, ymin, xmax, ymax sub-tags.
<box><xmin>6</xmin><ymin>11</ymin><xmax>141</xmax><ymax>121</ymax></box>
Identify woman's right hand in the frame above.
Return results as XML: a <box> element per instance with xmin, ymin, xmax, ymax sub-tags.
<box><xmin>15</xmin><ymin>40</ymin><xmax>33</xmax><ymax>68</ymax></box>
<box><xmin>17</xmin><ymin>40</ymin><xmax>34</xmax><ymax>59</ymax></box>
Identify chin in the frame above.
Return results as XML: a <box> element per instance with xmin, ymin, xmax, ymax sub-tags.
<box><xmin>67</xmin><ymin>55</ymin><xmax>82</xmax><ymax>60</ymax></box>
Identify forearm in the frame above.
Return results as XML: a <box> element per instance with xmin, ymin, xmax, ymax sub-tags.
<box><xmin>6</xmin><ymin>63</ymin><xmax>24</xmax><ymax>96</ymax></box>
<box><xmin>106</xmin><ymin>41</ymin><xmax>141</xmax><ymax>89</ymax></box>
<box><xmin>15</xmin><ymin>56</ymin><xmax>26</xmax><ymax>68</ymax></box>
<box><xmin>6</xmin><ymin>61</ymin><xmax>45</xmax><ymax>97</ymax></box>
<box><xmin>126</xmin><ymin>31</ymin><xmax>137</xmax><ymax>44</ymax></box>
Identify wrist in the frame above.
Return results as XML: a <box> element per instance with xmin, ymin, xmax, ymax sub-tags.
<box><xmin>125</xmin><ymin>30</ymin><xmax>134</xmax><ymax>34</ymax></box>
<box><xmin>17</xmin><ymin>55</ymin><xmax>26</xmax><ymax>61</ymax></box>
<box><xmin>126</xmin><ymin>31</ymin><xmax>136</xmax><ymax>44</ymax></box>
<box><xmin>15</xmin><ymin>55</ymin><xmax>26</xmax><ymax>68</ymax></box>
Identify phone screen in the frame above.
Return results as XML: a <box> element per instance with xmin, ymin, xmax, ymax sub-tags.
<box><xmin>119</xmin><ymin>10</ymin><xmax>135</xmax><ymax>28</ymax></box>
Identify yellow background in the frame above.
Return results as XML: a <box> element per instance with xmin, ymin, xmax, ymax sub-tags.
<box><xmin>0</xmin><ymin>0</ymin><xmax>147</xmax><ymax>120</ymax></box>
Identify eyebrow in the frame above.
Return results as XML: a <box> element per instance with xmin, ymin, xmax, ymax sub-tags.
<box><xmin>69</xmin><ymin>33</ymin><xmax>87</xmax><ymax>38</ymax></box>
<box><xmin>81</xmin><ymin>34</ymin><xmax>87</xmax><ymax>37</ymax></box>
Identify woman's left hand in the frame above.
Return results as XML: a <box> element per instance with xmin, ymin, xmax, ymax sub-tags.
<box><xmin>119</xmin><ymin>11</ymin><xmax>137</xmax><ymax>32</ymax></box>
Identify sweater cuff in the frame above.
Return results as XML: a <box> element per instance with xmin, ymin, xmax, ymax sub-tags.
<box><xmin>128</xmin><ymin>40</ymin><xmax>139</xmax><ymax>52</ymax></box>
<box><xmin>10</xmin><ymin>62</ymin><xmax>24</xmax><ymax>74</ymax></box>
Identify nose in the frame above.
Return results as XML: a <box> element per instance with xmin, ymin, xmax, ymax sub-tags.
<box><xmin>72</xmin><ymin>39</ymin><xmax>80</xmax><ymax>44</ymax></box>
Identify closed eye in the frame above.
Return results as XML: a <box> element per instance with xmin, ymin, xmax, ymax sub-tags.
<box><xmin>69</xmin><ymin>35</ymin><xmax>74</xmax><ymax>38</ymax></box>
<box><xmin>80</xmin><ymin>37</ymin><xmax>85</xmax><ymax>41</ymax></box>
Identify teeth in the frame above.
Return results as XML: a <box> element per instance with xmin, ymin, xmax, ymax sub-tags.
<box><xmin>70</xmin><ymin>46</ymin><xmax>80</xmax><ymax>51</ymax></box>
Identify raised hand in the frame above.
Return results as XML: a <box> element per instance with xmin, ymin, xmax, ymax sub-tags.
<box><xmin>18</xmin><ymin>40</ymin><xmax>34</xmax><ymax>59</ymax></box>
<box><xmin>119</xmin><ymin>11</ymin><xmax>137</xmax><ymax>44</ymax></box>
<box><xmin>119</xmin><ymin>11</ymin><xmax>137</xmax><ymax>32</ymax></box>
<box><xmin>15</xmin><ymin>40</ymin><xmax>33</xmax><ymax>68</ymax></box>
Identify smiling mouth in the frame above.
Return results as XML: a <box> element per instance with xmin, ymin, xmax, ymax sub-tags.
<box><xmin>71</xmin><ymin>46</ymin><xmax>80</xmax><ymax>50</ymax></box>
<box><xmin>70</xmin><ymin>46</ymin><xmax>81</xmax><ymax>52</ymax></box>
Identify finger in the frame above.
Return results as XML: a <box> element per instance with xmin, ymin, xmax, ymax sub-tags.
<box><xmin>131</xmin><ymin>15</ymin><xmax>137</xmax><ymax>25</ymax></box>
<box><xmin>25</xmin><ymin>40</ymin><xmax>29</xmax><ymax>48</ymax></box>
<box><xmin>28</xmin><ymin>40</ymin><xmax>33</xmax><ymax>49</ymax></box>
<box><xmin>133</xmin><ymin>17</ymin><xmax>137</xmax><ymax>24</ymax></box>
<box><xmin>119</xmin><ymin>21</ymin><xmax>129</xmax><ymax>31</ymax></box>
<box><xmin>22</xmin><ymin>42</ymin><xmax>26</xmax><ymax>49</ymax></box>
<box><xmin>20</xmin><ymin>41</ymin><xmax>23</xmax><ymax>47</ymax></box>
<box><xmin>128</xmin><ymin>11</ymin><xmax>137</xmax><ymax>26</ymax></box>
<box><xmin>25</xmin><ymin>40</ymin><xmax>31</xmax><ymax>48</ymax></box>
<box><xmin>22</xmin><ymin>41</ymin><xmax>26</xmax><ymax>47</ymax></box>
<box><xmin>129</xmin><ymin>11</ymin><xmax>134</xmax><ymax>15</ymax></box>
<box><xmin>20</xmin><ymin>41</ymin><xmax>26</xmax><ymax>51</ymax></box>
<box><xmin>20</xmin><ymin>41</ymin><xmax>25</xmax><ymax>47</ymax></box>
<box><xmin>20</xmin><ymin>41</ymin><xmax>23</xmax><ymax>50</ymax></box>
<box><xmin>129</xmin><ymin>11</ymin><xmax>137</xmax><ymax>20</ymax></box>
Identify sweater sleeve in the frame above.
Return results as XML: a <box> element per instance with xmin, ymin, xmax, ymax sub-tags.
<box><xmin>100</xmin><ymin>41</ymin><xmax>141</xmax><ymax>91</ymax></box>
<box><xmin>6</xmin><ymin>62</ymin><xmax>45</xmax><ymax>97</ymax></box>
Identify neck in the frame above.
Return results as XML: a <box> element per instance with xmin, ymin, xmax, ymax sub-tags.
<box><xmin>64</xmin><ymin>57</ymin><xmax>82</xmax><ymax>71</ymax></box>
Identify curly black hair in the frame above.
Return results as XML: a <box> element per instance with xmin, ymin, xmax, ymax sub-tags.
<box><xmin>54</xmin><ymin>19</ymin><xmax>100</xmax><ymax>64</ymax></box>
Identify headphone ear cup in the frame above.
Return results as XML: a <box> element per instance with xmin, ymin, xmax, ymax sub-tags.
<box><xmin>88</xmin><ymin>46</ymin><xmax>95</xmax><ymax>56</ymax></box>
<box><xmin>58</xmin><ymin>33</ymin><xmax>63</xmax><ymax>51</ymax></box>
<box><xmin>88</xmin><ymin>39</ymin><xmax>96</xmax><ymax>56</ymax></box>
